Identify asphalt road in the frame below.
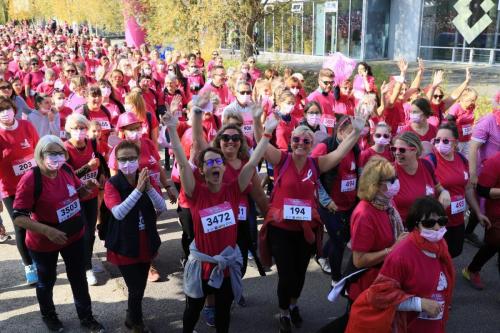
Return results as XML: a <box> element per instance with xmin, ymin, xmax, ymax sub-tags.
<box><xmin>1</xmin><ymin>198</ymin><xmax>499</xmax><ymax>333</ymax></box>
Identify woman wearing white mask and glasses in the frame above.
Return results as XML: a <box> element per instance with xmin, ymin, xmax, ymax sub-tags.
<box><xmin>13</xmin><ymin>135</ymin><xmax>104</xmax><ymax>333</ymax></box>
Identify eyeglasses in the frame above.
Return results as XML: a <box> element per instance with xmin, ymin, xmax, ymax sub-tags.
<box><xmin>212</xmin><ymin>53</ymin><xmax>219</xmax><ymax>56</ymax></box>
<box><xmin>43</xmin><ymin>151</ymin><xmax>65</xmax><ymax>158</ymax></box>
<box><xmin>220</xmin><ymin>134</ymin><xmax>241</xmax><ymax>142</ymax></box>
<box><xmin>390</xmin><ymin>146</ymin><xmax>416</xmax><ymax>154</ymax></box>
<box><xmin>292</xmin><ymin>136</ymin><xmax>312</xmax><ymax>145</ymax></box>
<box><xmin>195</xmin><ymin>52</ymin><xmax>201</xmax><ymax>55</ymax></box>
<box><xmin>31</xmin><ymin>62</ymin><xmax>38</xmax><ymax>65</ymax></box>
<box><xmin>380</xmin><ymin>176</ymin><xmax>398</xmax><ymax>184</ymax></box>
<box><xmin>65</xmin><ymin>69</ymin><xmax>76</xmax><ymax>73</ymax></box>
<box><xmin>117</xmin><ymin>157</ymin><xmax>138</xmax><ymax>163</ymax></box>
<box><xmin>55</xmin><ymin>59</ymin><xmax>63</xmax><ymax>63</ymax></box>
<box><xmin>374</xmin><ymin>133</ymin><xmax>390</xmax><ymax>139</ymax></box>
<box><xmin>420</xmin><ymin>216</ymin><xmax>448</xmax><ymax>228</ymax></box>
<box><xmin>322</xmin><ymin>81</ymin><xmax>334</xmax><ymax>86</ymax></box>
<box><xmin>238</xmin><ymin>91</ymin><xmax>252</xmax><ymax>95</ymax></box>
<box><xmin>204</xmin><ymin>158</ymin><xmax>224</xmax><ymax>167</ymax></box>
<box><xmin>434</xmin><ymin>137</ymin><xmax>455</xmax><ymax>145</ymax></box>
<box><xmin>0</xmin><ymin>85</ymin><xmax>12</xmax><ymax>90</ymax></box>
<box><xmin>433</xmin><ymin>94</ymin><xmax>444</xmax><ymax>99</ymax></box>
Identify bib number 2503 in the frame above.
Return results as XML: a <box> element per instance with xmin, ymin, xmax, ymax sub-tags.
<box><xmin>200</xmin><ymin>202</ymin><xmax>236</xmax><ymax>233</ymax></box>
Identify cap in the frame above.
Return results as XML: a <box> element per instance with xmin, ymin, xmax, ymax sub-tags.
<box><xmin>116</xmin><ymin>112</ymin><xmax>142</xmax><ymax>130</ymax></box>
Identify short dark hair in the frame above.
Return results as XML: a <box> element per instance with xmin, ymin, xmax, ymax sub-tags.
<box><xmin>412</xmin><ymin>97</ymin><xmax>433</xmax><ymax>117</ymax></box>
<box><xmin>438</xmin><ymin>122</ymin><xmax>459</xmax><ymax>139</ymax></box>
<box><xmin>0</xmin><ymin>95</ymin><xmax>16</xmax><ymax>113</ymax></box>
<box><xmin>114</xmin><ymin>140</ymin><xmax>140</xmax><ymax>158</ymax></box>
<box><xmin>197</xmin><ymin>147</ymin><xmax>225</xmax><ymax>169</ymax></box>
<box><xmin>87</xmin><ymin>84</ymin><xmax>102</xmax><ymax>97</ymax></box>
<box><xmin>406</xmin><ymin>196</ymin><xmax>447</xmax><ymax>231</ymax></box>
<box><xmin>303</xmin><ymin>101</ymin><xmax>322</xmax><ymax>115</ymax></box>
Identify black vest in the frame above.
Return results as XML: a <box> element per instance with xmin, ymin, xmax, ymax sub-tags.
<box><xmin>104</xmin><ymin>172</ymin><xmax>161</xmax><ymax>257</ymax></box>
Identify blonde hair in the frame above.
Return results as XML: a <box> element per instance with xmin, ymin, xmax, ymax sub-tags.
<box><xmin>291</xmin><ymin>125</ymin><xmax>314</xmax><ymax>140</ymax></box>
<box><xmin>394</xmin><ymin>131</ymin><xmax>423</xmax><ymax>156</ymax></box>
<box><xmin>34</xmin><ymin>135</ymin><xmax>68</xmax><ymax>167</ymax></box>
<box><xmin>65</xmin><ymin>113</ymin><xmax>90</xmax><ymax>133</ymax></box>
<box><xmin>222</xmin><ymin>109</ymin><xmax>244</xmax><ymax>126</ymax></box>
<box><xmin>358</xmin><ymin>156</ymin><xmax>396</xmax><ymax>201</ymax></box>
<box><xmin>125</xmin><ymin>90</ymin><xmax>147</xmax><ymax>120</ymax></box>
<box><xmin>70</xmin><ymin>75</ymin><xmax>87</xmax><ymax>89</ymax></box>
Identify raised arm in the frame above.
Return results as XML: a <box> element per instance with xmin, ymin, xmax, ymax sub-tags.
<box><xmin>426</xmin><ymin>70</ymin><xmax>444</xmax><ymax>102</ymax></box>
<box><xmin>239</xmin><ymin>114</ymin><xmax>279</xmax><ymax>191</ymax></box>
<box><xmin>443</xmin><ymin>67</ymin><xmax>471</xmax><ymax>110</ymax></box>
<box><xmin>252</xmin><ymin>102</ymin><xmax>281</xmax><ymax>165</ymax></box>
<box><xmin>318</xmin><ymin>96</ymin><xmax>373</xmax><ymax>173</ymax></box>
<box><xmin>190</xmin><ymin>94</ymin><xmax>210</xmax><ymax>155</ymax></box>
<box><xmin>164</xmin><ymin>110</ymin><xmax>196</xmax><ymax>197</ymax></box>
<box><xmin>376</xmin><ymin>81</ymin><xmax>388</xmax><ymax>117</ymax></box>
<box><xmin>409</xmin><ymin>58</ymin><xmax>424</xmax><ymax>89</ymax></box>
<box><xmin>387</xmin><ymin>58</ymin><xmax>408</xmax><ymax>107</ymax></box>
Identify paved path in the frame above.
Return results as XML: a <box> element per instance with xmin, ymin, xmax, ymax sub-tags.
<box><xmin>1</xmin><ymin>195</ymin><xmax>499</xmax><ymax>332</ymax></box>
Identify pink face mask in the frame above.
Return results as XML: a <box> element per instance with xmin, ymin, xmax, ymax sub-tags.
<box><xmin>374</xmin><ymin>136</ymin><xmax>390</xmax><ymax>145</ymax></box>
<box><xmin>420</xmin><ymin>227</ymin><xmax>447</xmax><ymax>243</ymax></box>
<box><xmin>118</xmin><ymin>160</ymin><xmax>139</xmax><ymax>175</ymax></box>
<box><xmin>435</xmin><ymin>142</ymin><xmax>452</xmax><ymax>155</ymax></box>
<box><xmin>124</xmin><ymin>130</ymin><xmax>141</xmax><ymax>142</ymax></box>
<box><xmin>383</xmin><ymin>179</ymin><xmax>400</xmax><ymax>198</ymax></box>
<box><xmin>44</xmin><ymin>154</ymin><xmax>66</xmax><ymax>170</ymax></box>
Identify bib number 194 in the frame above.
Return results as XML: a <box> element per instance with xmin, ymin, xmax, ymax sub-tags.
<box><xmin>283</xmin><ymin>198</ymin><xmax>312</xmax><ymax>221</ymax></box>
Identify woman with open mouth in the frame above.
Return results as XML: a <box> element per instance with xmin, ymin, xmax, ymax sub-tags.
<box><xmin>164</xmin><ymin>100</ymin><xmax>279</xmax><ymax>333</ymax></box>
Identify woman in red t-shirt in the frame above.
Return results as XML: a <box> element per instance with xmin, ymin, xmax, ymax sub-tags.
<box><xmin>76</xmin><ymin>85</ymin><xmax>113</xmax><ymax>143</ymax></box>
<box><xmin>0</xmin><ymin>97</ymin><xmax>39</xmax><ymax>284</ymax></box>
<box><xmin>447</xmin><ymin>87</ymin><xmax>477</xmax><ymax>157</ymax></box>
<box><xmin>164</xmin><ymin>105</ymin><xmax>278</xmax><ymax>333</ymax></box>
<box><xmin>427</xmin><ymin>123</ymin><xmax>489</xmax><ymax>258</ymax></box>
<box><xmin>346</xmin><ymin>197</ymin><xmax>455</xmax><ymax>333</ymax></box>
<box><xmin>124</xmin><ymin>88</ymin><xmax>159</xmax><ymax>144</ymax></box>
<box><xmin>359</xmin><ymin>122</ymin><xmax>393</xmax><ymax>170</ymax></box>
<box><xmin>401</xmin><ymin>98</ymin><xmax>437</xmax><ymax>156</ymax></box>
<box><xmin>64</xmin><ymin>113</ymin><xmax>104</xmax><ymax>285</ymax></box>
<box><xmin>12</xmin><ymin>135</ymin><xmax>104</xmax><ymax>332</ymax></box>
<box><xmin>275</xmin><ymin>90</ymin><xmax>299</xmax><ymax>151</ymax></box>
<box><xmin>258</xmin><ymin>103</ymin><xmax>370</xmax><ymax>332</ymax></box>
<box><xmin>348</xmin><ymin>156</ymin><xmax>407</xmax><ymax>302</ymax></box>
<box><xmin>104</xmin><ymin>140</ymin><xmax>166</xmax><ymax>332</ymax></box>
<box><xmin>392</xmin><ymin>131</ymin><xmax>451</xmax><ymax>222</ymax></box>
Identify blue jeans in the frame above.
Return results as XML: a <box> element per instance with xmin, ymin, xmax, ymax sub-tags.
<box><xmin>29</xmin><ymin>237</ymin><xmax>92</xmax><ymax>319</ymax></box>
<box><xmin>318</xmin><ymin>206</ymin><xmax>354</xmax><ymax>282</ymax></box>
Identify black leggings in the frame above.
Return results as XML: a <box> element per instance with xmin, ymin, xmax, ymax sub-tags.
<box><xmin>468</xmin><ymin>243</ymin><xmax>500</xmax><ymax>275</ymax></box>
<box><xmin>177</xmin><ymin>206</ymin><xmax>194</xmax><ymax>259</ymax></box>
<box><xmin>3</xmin><ymin>195</ymin><xmax>32</xmax><ymax>266</ymax></box>
<box><xmin>444</xmin><ymin>224</ymin><xmax>465</xmax><ymax>258</ymax></box>
<box><xmin>268</xmin><ymin>225</ymin><xmax>314</xmax><ymax>310</ymax></box>
<box><xmin>80</xmin><ymin>198</ymin><xmax>98</xmax><ymax>271</ymax></box>
<box><xmin>118</xmin><ymin>262</ymin><xmax>150</xmax><ymax>325</ymax></box>
<box><xmin>465</xmin><ymin>209</ymin><xmax>479</xmax><ymax>234</ymax></box>
<box><xmin>182</xmin><ymin>278</ymin><xmax>234</xmax><ymax>333</ymax></box>
<box><xmin>237</xmin><ymin>220</ymin><xmax>250</xmax><ymax>277</ymax></box>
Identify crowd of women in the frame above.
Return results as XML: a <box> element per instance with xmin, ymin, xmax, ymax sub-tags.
<box><xmin>0</xmin><ymin>21</ymin><xmax>499</xmax><ymax>333</ymax></box>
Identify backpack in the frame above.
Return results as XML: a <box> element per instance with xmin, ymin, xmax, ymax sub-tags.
<box><xmin>319</xmin><ymin>136</ymin><xmax>360</xmax><ymax>195</ymax></box>
<box><xmin>66</xmin><ymin>138</ymin><xmax>110</xmax><ymax>181</ymax></box>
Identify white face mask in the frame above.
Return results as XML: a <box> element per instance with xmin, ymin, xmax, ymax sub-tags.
<box><xmin>241</xmin><ymin>68</ymin><xmax>249</xmax><ymax>74</ymax></box>
<box><xmin>410</xmin><ymin>113</ymin><xmax>421</xmax><ymax>123</ymax></box>
<box><xmin>383</xmin><ymin>179</ymin><xmax>400</xmax><ymax>198</ymax></box>
<box><xmin>143</xmin><ymin>68</ymin><xmax>152</xmax><ymax>75</ymax></box>
<box><xmin>54</xmin><ymin>99</ymin><xmax>65</xmax><ymax>108</ymax></box>
<box><xmin>124</xmin><ymin>129</ymin><xmax>140</xmax><ymax>141</ymax></box>
<box><xmin>70</xmin><ymin>129</ymin><xmax>87</xmax><ymax>141</ymax></box>
<box><xmin>0</xmin><ymin>108</ymin><xmax>15</xmax><ymax>123</ymax></box>
<box><xmin>374</xmin><ymin>134</ymin><xmax>390</xmax><ymax>146</ymax></box>
<box><xmin>280</xmin><ymin>104</ymin><xmax>294</xmax><ymax>115</ymax></box>
<box><xmin>306</xmin><ymin>114</ymin><xmax>321</xmax><ymax>126</ymax></box>
<box><xmin>237</xmin><ymin>94</ymin><xmax>252</xmax><ymax>106</ymax></box>
<box><xmin>100</xmin><ymin>87</ymin><xmax>111</xmax><ymax>97</ymax></box>
<box><xmin>118</xmin><ymin>159</ymin><xmax>139</xmax><ymax>175</ymax></box>
<box><xmin>420</xmin><ymin>227</ymin><xmax>447</xmax><ymax>243</ymax></box>
<box><xmin>290</xmin><ymin>87</ymin><xmax>299</xmax><ymax>96</ymax></box>
<box><xmin>44</xmin><ymin>154</ymin><xmax>66</xmax><ymax>170</ymax></box>
<box><xmin>124</xmin><ymin>104</ymin><xmax>134</xmax><ymax>113</ymax></box>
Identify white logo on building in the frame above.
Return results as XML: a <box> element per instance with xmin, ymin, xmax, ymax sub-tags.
<box><xmin>453</xmin><ymin>0</ymin><xmax>495</xmax><ymax>44</ymax></box>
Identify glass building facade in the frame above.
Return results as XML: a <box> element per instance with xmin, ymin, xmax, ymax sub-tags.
<box><xmin>254</xmin><ymin>0</ymin><xmax>500</xmax><ymax>64</ymax></box>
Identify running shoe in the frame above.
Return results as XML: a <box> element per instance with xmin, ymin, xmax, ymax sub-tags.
<box><xmin>42</xmin><ymin>312</ymin><xmax>64</xmax><ymax>332</ymax></box>
<box><xmin>80</xmin><ymin>315</ymin><xmax>105</xmax><ymax>333</ymax></box>
<box><xmin>202</xmin><ymin>306</ymin><xmax>215</xmax><ymax>327</ymax></box>
<box><xmin>25</xmin><ymin>264</ymin><xmax>38</xmax><ymax>285</ymax></box>
<box><xmin>462</xmin><ymin>267</ymin><xmax>484</xmax><ymax>290</ymax></box>
<box><xmin>289</xmin><ymin>306</ymin><xmax>303</xmax><ymax>328</ymax></box>
<box><xmin>279</xmin><ymin>315</ymin><xmax>292</xmax><ymax>333</ymax></box>
<box><xmin>86</xmin><ymin>270</ymin><xmax>98</xmax><ymax>286</ymax></box>
<box><xmin>147</xmin><ymin>265</ymin><xmax>160</xmax><ymax>282</ymax></box>
<box><xmin>316</xmin><ymin>257</ymin><xmax>331</xmax><ymax>274</ymax></box>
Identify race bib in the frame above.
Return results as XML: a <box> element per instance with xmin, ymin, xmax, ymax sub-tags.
<box><xmin>56</xmin><ymin>199</ymin><xmax>81</xmax><ymax>223</ymax></box>
<box><xmin>238</xmin><ymin>202</ymin><xmax>247</xmax><ymax>221</ymax></box>
<box><xmin>450</xmin><ymin>196</ymin><xmax>466</xmax><ymax>215</ymax></box>
<box><xmin>59</xmin><ymin>130</ymin><xmax>67</xmax><ymax>139</ymax></box>
<box><xmin>242</xmin><ymin>122</ymin><xmax>253</xmax><ymax>136</ymax></box>
<box><xmin>396</xmin><ymin>124</ymin><xmax>405</xmax><ymax>134</ymax></box>
<box><xmin>96</xmin><ymin>119</ymin><xmax>111</xmax><ymax>130</ymax></box>
<box><xmin>341</xmin><ymin>175</ymin><xmax>357</xmax><ymax>193</ymax></box>
<box><xmin>12</xmin><ymin>158</ymin><xmax>36</xmax><ymax>176</ymax></box>
<box><xmin>462</xmin><ymin>124</ymin><xmax>472</xmax><ymax>136</ymax></box>
<box><xmin>200</xmin><ymin>202</ymin><xmax>236</xmax><ymax>233</ymax></box>
<box><xmin>322</xmin><ymin>115</ymin><xmax>336</xmax><ymax>128</ymax></box>
<box><xmin>283</xmin><ymin>198</ymin><xmax>312</xmax><ymax>221</ymax></box>
<box><xmin>418</xmin><ymin>293</ymin><xmax>445</xmax><ymax>321</ymax></box>
<box><xmin>80</xmin><ymin>169</ymin><xmax>98</xmax><ymax>182</ymax></box>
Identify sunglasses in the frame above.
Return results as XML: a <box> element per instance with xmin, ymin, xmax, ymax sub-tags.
<box><xmin>212</xmin><ymin>53</ymin><xmax>219</xmax><ymax>56</ymax></box>
<box><xmin>204</xmin><ymin>157</ymin><xmax>224</xmax><ymax>167</ymax></box>
<box><xmin>220</xmin><ymin>134</ymin><xmax>241</xmax><ymax>142</ymax></box>
<box><xmin>0</xmin><ymin>85</ymin><xmax>12</xmax><ymax>90</ymax></box>
<box><xmin>65</xmin><ymin>69</ymin><xmax>76</xmax><ymax>73</ymax></box>
<box><xmin>374</xmin><ymin>133</ymin><xmax>390</xmax><ymax>139</ymax></box>
<box><xmin>433</xmin><ymin>138</ymin><xmax>454</xmax><ymax>145</ymax></box>
<box><xmin>322</xmin><ymin>81</ymin><xmax>334</xmax><ymax>86</ymax></box>
<box><xmin>238</xmin><ymin>91</ymin><xmax>252</xmax><ymax>95</ymax></box>
<box><xmin>390</xmin><ymin>146</ymin><xmax>416</xmax><ymax>154</ymax></box>
<box><xmin>420</xmin><ymin>216</ymin><xmax>448</xmax><ymax>228</ymax></box>
<box><xmin>433</xmin><ymin>94</ymin><xmax>444</xmax><ymax>99</ymax></box>
<box><xmin>117</xmin><ymin>157</ymin><xmax>138</xmax><ymax>163</ymax></box>
<box><xmin>381</xmin><ymin>176</ymin><xmax>398</xmax><ymax>184</ymax></box>
<box><xmin>292</xmin><ymin>136</ymin><xmax>312</xmax><ymax>145</ymax></box>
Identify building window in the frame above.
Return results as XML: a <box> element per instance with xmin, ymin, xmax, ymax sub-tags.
<box><xmin>364</xmin><ymin>0</ymin><xmax>390</xmax><ymax>59</ymax></box>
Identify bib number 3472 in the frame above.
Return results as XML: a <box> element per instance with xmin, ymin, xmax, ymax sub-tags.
<box><xmin>200</xmin><ymin>201</ymin><xmax>236</xmax><ymax>233</ymax></box>
<box><xmin>283</xmin><ymin>198</ymin><xmax>312</xmax><ymax>221</ymax></box>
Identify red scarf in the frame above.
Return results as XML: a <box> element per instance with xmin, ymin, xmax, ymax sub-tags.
<box><xmin>346</xmin><ymin>231</ymin><xmax>455</xmax><ymax>333</ymax></box>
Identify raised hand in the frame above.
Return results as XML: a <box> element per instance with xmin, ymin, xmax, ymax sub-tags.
<box><xmin>465</xmin><ymin>67</ymin><xmax>471</xmax><ymax>83</ymax></box>
<box><xmin>162</xmin><ymin>108</ymin><xmax>179</xmax><ymax>129</ymax></box>
<box><xmin>170</xmin><ymin>95</ymin><xmax>183</xmax><ymax>112</ymax></box>
<box><xmin>380</xmin><ymin>81</ymin><xmax>389</xmax><ymax>95</ymax></box>
<box><xmin>251</xmin><ymin>96</ymin><xmax>264</xmax><ymax>120</ymax></box>
<box><xmin>417</xmin><ymin>57</ymin><xmax>425</xmax><ymax>72</ymax></box>
<box><xmin>397</xmin><ymin>57</ymin><xmax>408</xmax><ymax>74</ymax></box>
<box><xmin>432</xmin><ymin>70</ymin><xmax>444</xmax><ymax>87</ymax></box>
<box><xmin>263</xmin><ymin>112</ymin><xmax>279</xmax><ymax>134</ymax></box>
<box><xmin>136</xmin><ymin>168</ymin><xmax>149</xmax><ymax>192</ymax></box>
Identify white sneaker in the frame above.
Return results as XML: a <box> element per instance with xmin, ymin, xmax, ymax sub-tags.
<box><xmin>317</xmin><ymin>258</ymin><xmax>332</xmax><ymax>274</ymax></box>
<box><xmin>86</xmin><ymin>269</ymin><xmax>98</xmax><ymax>286</ymax></box>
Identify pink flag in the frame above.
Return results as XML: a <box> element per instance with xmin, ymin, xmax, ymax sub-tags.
<box><xmin>323</xmin><ymin>52</ymin><xmax>357</xmax><ymax>86</ymax></box>
<box><xmin>123</xmin><ymin>0</ymin><xmax>146</xmax><ymax>48</ymax></box>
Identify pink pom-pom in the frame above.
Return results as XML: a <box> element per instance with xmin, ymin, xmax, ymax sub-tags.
<box><xmin>493</xmin><ymin>90</ymin><xmax>500</xmax><ymax>109</ymax></box>
<box><xmin>323</xmin><ymin>52</ymin><xmax>357</xmax><ymax>86</ymax></box>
